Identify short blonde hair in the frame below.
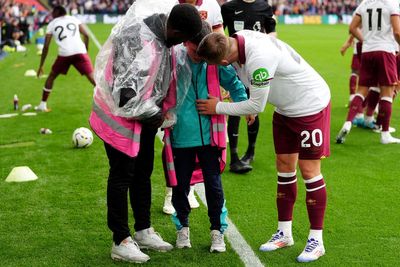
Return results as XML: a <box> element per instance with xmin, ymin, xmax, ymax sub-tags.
<box><xmin>196</xmin><ymin>33</ymin><xmax>229</xmax><ymax>64</ymax></box>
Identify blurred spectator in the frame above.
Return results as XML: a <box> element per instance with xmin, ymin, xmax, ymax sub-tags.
<box><xmin>49</xmin><ymin>0</ymin><xmax>135</xmax><ymax>14</ymax></box>
<box><xmin>48</xmin><ymin>0</ymin><xmax>360</xmax><ymax>16</ymax></box>
<box><xmin>270</xmin><ymin>0</ymin><xmax>359</xmax><ymax>16</ymax></box>
<box><xmin>1</xmin><ymin>0</ymin><xmax>39</xmax><ymax>52</ymax></box>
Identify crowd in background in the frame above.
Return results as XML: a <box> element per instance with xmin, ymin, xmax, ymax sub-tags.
<box><xmin>270</xmin><ymin>0</ymin><xmax>359</xmax><ymax>16</ymax></box>
<box><xmin>0</xmin><ymin>0</ymin><xmax>49</xmax><ymax>52</ymax></box>
<box><xmin>48</xmin><ymin>0</ymin><xmax>135</xmax><ymax>15</ymax></box>
<box><xmin>46</xmin><ymin>0</ymin><xmax>359</xmax><ymax>16</ymax></box>
<box><xmin>0</xmin><ymin>0</ymin><xmax>360</xmax><ymax>55</ymax></box>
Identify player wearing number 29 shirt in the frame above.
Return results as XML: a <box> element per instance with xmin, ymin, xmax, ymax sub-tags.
<box><xmin>35</xmin><ymin>5</ymin><xmax>95</xmax><ymax>112</ymax></box>
<box><xmin>336</xmin><ymin>0</ymin><xmax>400</xmax><ymax>144</ymax></box>
<box><xmin>195</xmin><ymin>30</ymin><xmax>331</xmax><ymax>263</ymax></box>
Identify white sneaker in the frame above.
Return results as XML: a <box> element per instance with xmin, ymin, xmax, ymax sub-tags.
<box><xmin>210</xmin><ymin>230</ymin><xmax>226</xmax><ymax>253</ymax></box>
<box><xmin>176</xmin><ymin>227</ymin><xmax>191</xmax><ymax>249</ymax></box>
<box><xmin>297</xmin><ymin>238</ymin><xmax>325</xmax><ymax>263</ymax></box>
<box><xmin>111</xmin><ymin>237</ymin><xmax>150</xmax><ymax>263</ymax></box>
<box><xmin>373</xmin><ymin>126</ymin><xmax>396</xmax><ymax>133</ymax></box>
<box><xmin>336</xmin><ymin>121</ymin><xmax>352</xmax><ymax>144</ymax></box>
<box><xmin>163</xmin><ymin>188</ymin><xmax>175</xmax><ymax>215</ymax></box>
<box><xmin>16</xmin><ymin>45</ymin><xmax>27</xmax><ymax>52</ymax></box>
<box><xmin>188</xmin><ymin>186</ymin><xmax>200</xmax><ymax>209</ymax></box>
<box><xmin>34</xmin><ymin>105</ymin><xmax>51</xmax><ymax>112</ymax></box>
<box><xmin>134</xmin><ymin>227</ymin><xmax>173</xmax><ymax>252</ymax></box>
<box><xmin>259</xmin><ymin>230</ymin><xmax>294</xmax><ymax>252</ymax></box>
<box><xmin>381</xmin><ymin>133</ymin><xmax>400</xmax><ymax>144</ymax></box>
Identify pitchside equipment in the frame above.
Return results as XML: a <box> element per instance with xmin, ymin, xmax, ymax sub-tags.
<box><xmin>72</xmin><ymin>127</ymin><xmax>93</xmax><ymax>148</ymax></box>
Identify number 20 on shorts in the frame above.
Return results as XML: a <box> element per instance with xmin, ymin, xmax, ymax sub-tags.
<box><xmin>301</xmin><ymin>129</ymin><xmax>323</xmax><ymax>148</ymax></box>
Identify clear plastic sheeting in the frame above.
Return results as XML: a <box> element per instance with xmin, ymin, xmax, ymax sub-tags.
<box><xmin>93</xmin><ymin>0</ymin><xmax>178</xmax><ymax>119</ymax></box>
<box><xmin>162</xmin><ymin>44</ymin><xmax>193</xmax><ymax>127</ymax></box>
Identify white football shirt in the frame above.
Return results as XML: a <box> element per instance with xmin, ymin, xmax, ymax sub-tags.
<box><xmin>216</xmin><ymin>30</ymin><xmax>331</xmax><ymax>117</ymax></box>
<box><xmin>177</xmin><ymin>0</ymin><xmax>223</xmax><ymax>29</ymax></box>
<box><xmin>46</xmin><ymin>15</ymin><xmax>87</xmax><ymax>56</ymax></box>
<box><xmin>355</xmin><ymin>0</ymin><xmax>400</xmax><ymax>53</ymax></box>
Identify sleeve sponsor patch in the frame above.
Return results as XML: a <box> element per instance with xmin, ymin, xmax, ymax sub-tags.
<box><xmin>251</xmin><ymin>68</ymin><xmax>271</xmax><ymax>87</ymax></box>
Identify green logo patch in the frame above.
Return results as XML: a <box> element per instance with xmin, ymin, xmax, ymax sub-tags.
<box><xmin>251</xmin><ymin>68</ymin><xmax>270</xmax><ymax>87</ymax></box>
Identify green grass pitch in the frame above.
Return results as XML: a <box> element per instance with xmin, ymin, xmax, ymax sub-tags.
<box><xmin>0</xmin><ymin>23</ymin><xmax>399</xmax><ymax>266</ymax></box>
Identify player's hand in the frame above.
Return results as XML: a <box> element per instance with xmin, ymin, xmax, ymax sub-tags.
<box><xmin>196</xmin><ymin>95</ymin><xmax>219</xmax><ymax>115</ymax></box>
<box><xmin>246</xmin><ymin>114</ymin><xmax>256</xmax><ymax>125</ymax></box>
<box><xmin>37</xmin><ymin>67</ymin><xmax>44</xmax><ymax>78</ymax></box>
<box><xmin>340</xmin><ymin>45</ymin><xmax>348</xmax><ymax>56</ymax></box>
<box><xmin>160</xmin><ymin>111</ymin><xmax>176</xmax><ymax>129</ymax></box>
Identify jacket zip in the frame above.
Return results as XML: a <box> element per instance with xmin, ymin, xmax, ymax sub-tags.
<box><xmin>193</xmin><ymin>64</ymin><xmax>205</xmax><ymax>146</ymax></box>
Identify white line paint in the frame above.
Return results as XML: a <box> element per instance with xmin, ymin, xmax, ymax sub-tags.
<box><xmin>83</xmin><ymin>24</ymin><xmax>102</xmax><ymax>50</ymax></box>
<box><xmin>194</xmin><ymin>183</ymin><xmax>265</xmax><ymax>267</ymax></box>
<box><xmin>154</xmin><ymin>112</ymin><xmax>264</xmax><ymax>266</ymax></box>
<box><xmin>86</xmin><ymin>23</ymin><xmax>264</xmax><ymax>266</ymax></box>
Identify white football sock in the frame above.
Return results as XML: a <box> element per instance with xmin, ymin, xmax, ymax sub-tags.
<box><xmin>39</xmin><ymin>101</ymin><xmax>47</xmax><ymax>109</ymax></box>
<box><xmin>278</xmin><ymin>221</ymin><xmax>292</xmax><ymax>237</ymax></box>
<box><xmin>308</xmin><ymin>229</ymin><xmax>323</xmax><ymax>243</ymax></box>
<box><xmin>365</xmin><ymin>116</ymin><xmax>374</xmax><ymax>124</ymax></box>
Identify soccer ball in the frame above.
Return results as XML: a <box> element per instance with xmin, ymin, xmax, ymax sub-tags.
<box><xmin>72</xmin><ymin>127</ymin><xmax>93</xmax><ymax>148</ymax></box>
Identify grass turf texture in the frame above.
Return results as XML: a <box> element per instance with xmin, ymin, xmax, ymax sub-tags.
<box><xmin>0</xmin><ymin>24</ymin><xmax>399</xmax><ymax>266</ymax></box>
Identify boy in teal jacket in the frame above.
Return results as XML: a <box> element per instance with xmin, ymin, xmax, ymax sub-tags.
<box><xmin>166</xmin><ymin>22</ymin><xmax>252</xmax><ymax>252</ymax></box>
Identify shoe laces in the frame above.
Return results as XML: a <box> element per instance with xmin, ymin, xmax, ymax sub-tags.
<box><xmin>304</xmin><ymin>238</ymin><xmax>319</xmax><ymax>253</ymax></box>
<box><xmin>177</xmin><ymin>229</ymin><xmax>189</xmax><ymax>241</ymax></box>
<box><xmin>123</xmin><ymin>239</ymin><xmax>141</xmax><ymax>251</ymax></box>
<box><xmin>211</xmin><ymin>232</ymin><xmax>224</xmax><ymax>244</ymax></box>
<box><xmin>269</xmin><ymin>230</ymin><xmax>284</xmax><ymax>243</ymax></box>
<box><xmin>148</xmin><ymin>231</ymin><xmax>164</xmax><ymax>241</ymax></box>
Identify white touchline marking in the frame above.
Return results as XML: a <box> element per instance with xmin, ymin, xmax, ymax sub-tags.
<box><xmin>87</xmin><ymin>23</ymin><xmax>264</xmax><ymax>266</ymax></box>
<box><xmin>155</xmin><ymin>134</ymin><xmax>264</xmax><ymax>266</ymax></box>
<box><xmin>83</xmin><ymin>24</ymin><xmax>102</xmax><ymax>50</ymax></box>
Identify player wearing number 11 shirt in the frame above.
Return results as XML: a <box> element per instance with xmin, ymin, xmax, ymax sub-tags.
<box><xmin>195</xmin><ymin>30</ymin><xmax>331</xmax><ymax>263</ymax></box>
<box><xmin>336</xmin><ymin>0</ymin><xmax>400</xmax><ymax>144</ymax></box>
<box><xmin>35</xmin><ymin>5</ymin><xmax>95</xmax><ymax>112</ymax></box>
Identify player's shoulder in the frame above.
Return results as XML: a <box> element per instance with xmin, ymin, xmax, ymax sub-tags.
<box><xmin>239</xmin><ymin>29</ymin><xmax>267</xmax><ymax>40</ymax></box>
<box><xmin>65</xmin><ymin>15</ymin><xmax>81</xmax><ymax>24</ymax></box>
<box><xmin>202</xmin><ymin>0</ymin><xmax>221</xmax><ymax>8</ymax></box>
<box><xmin>252</xmin><ymin>0</ymin><xmax>271</xmax><ymax>9</ymax></box>
<box><xmin>221</xmin><ymin>0</ymin><xmax>240</xmax><ymax>11</ymax></box>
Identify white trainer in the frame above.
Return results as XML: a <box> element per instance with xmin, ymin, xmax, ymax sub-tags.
<box><xmin>188</xmin><ymin>186</ymin><xmax>200</xmax><ymax>209</ymax></box>
<box><xmin>381</xmin><ymin>134</ymin><xmax>400</xmax><ymax>144</ymax></box>
<box><xmin>163</xmin><ymin>188</ymin><xmax>175</xmax><ymax>215</ymax></box>
<box><xmin>34</xmin><ymin>105</ymin><xmax>51</xmax><ymax>112</ymax></box>
<box><xmin>259</xmin><ymin>230</ymin><xmax>294</xmax><ymax>252</ymax></box>
<box><xmin>176</xmin><ymin>227</ymin><xmax>191</xmax><ymax>249</ymax></box>
<box><xmin>336</xmin><ymin>121</ymin><xmax>352</xmax><ymax>144</ymax></box>
<box><xmin>210</xmin><ymin>230</ymin><xmax>226</xmax><ymax>253</ymax></box>
<box><xmin>134</xmin><ymin>227</ymin><xmax>173</xmax><ymax>252</ymax></box>
<box><xmin>297</xmin><ymin>238</ymin><xmax>325</xmax><ymax>263</ymax></box>
<box><xmin>111</xmin><ymin>236</ymin><xmax>150</xmax><ymax>263</ymax></box>
<box><xmin>372</xmin><ymin>126</ymin><xmax>396</xmax><ymax>133</ymax></box>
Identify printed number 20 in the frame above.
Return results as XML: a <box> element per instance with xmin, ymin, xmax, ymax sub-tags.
<box><xmin>301</xmin><ymin>129</ymin><xmax>323</xmax><ymax>148</ymax></box>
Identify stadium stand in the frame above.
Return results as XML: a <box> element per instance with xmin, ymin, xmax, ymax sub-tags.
<box><xmin>270</xmin><ymin>0</ymin><xmax>358</xmax><ymax>16</ymax></box>
<box><xmin>48</xmin><ymin>0</ymin><xmax>135</xmax><ymax>15</ymax></box>
<box><xmin>1</xmin><ymin>0</ymin><xmax>48</xmax><ymax>54</ymax></box>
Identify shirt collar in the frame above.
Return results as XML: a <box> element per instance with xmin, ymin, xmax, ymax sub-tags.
<box><xmin>178</xmin><ymin>0</ymin><xmax>203</xmax><ymax>5</ymax></box>
<box><xmin>233</xmin><ymin>34</ymin><xmax>246</xmax><ymax>64</ymax></box>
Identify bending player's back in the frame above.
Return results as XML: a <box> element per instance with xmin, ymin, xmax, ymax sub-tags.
<box><xmin>237</xmin><ymin>30</ymin><xmax>330</xmax><ymax>117</ymax></box>
<box><xmin>46</xmin><ymin>15</ymin><xmax>87</xmax><ymax>56</ymax></box>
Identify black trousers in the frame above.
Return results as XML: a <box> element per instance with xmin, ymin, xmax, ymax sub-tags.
<box><xmin>172</xmin><ymin>145</ymin><xmax>225</xmax><ymax>231</ymax></box>
<box><xmin>104</xmin><ymin>126</ymin><xmax>157</xmax><ymax>245</ymax></box>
